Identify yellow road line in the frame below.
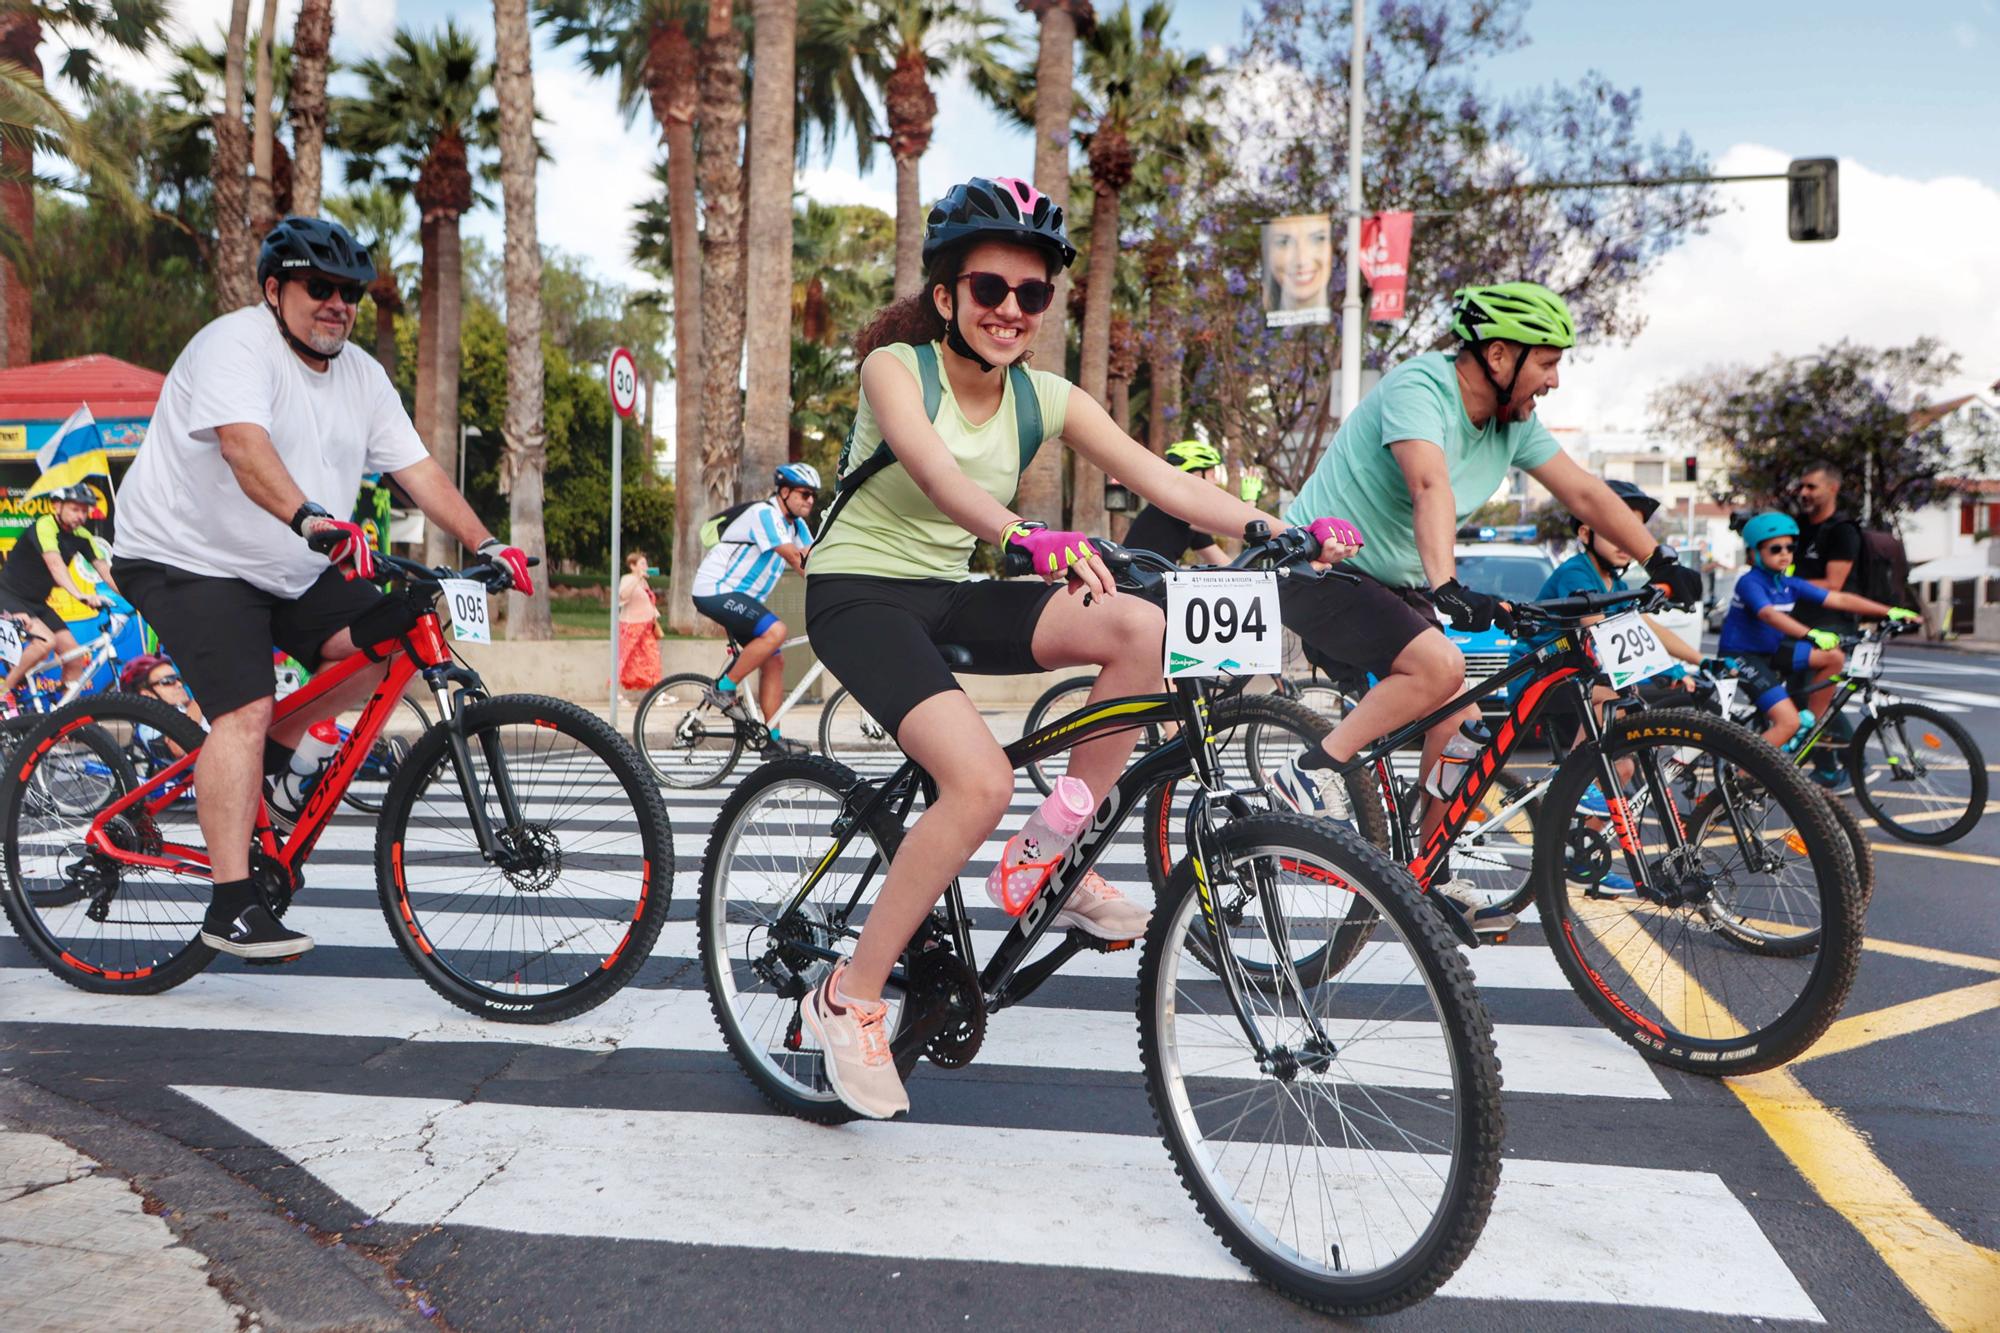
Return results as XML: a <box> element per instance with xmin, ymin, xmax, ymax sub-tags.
<box><xmin>1863</xmin><ymin>937</ymin><xmax>2000</xmax><ymax>975</ymax></box>
<box><xmin>1866</xmin><ymin>842</ymin><xmax>2000</xmax><ymax>869</ymax></box>
<box><xmin>1790</xmin><ymin>979</ymin><xmax>2000</xmax><ymax>1064</ymax></box>
<box><xmin>1728</xmin><ymin>1067</ymin><xmax>2000</xmax><ymax>1332</ymax></box>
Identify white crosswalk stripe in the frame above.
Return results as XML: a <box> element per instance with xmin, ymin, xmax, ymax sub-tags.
<box><xmin>0</xmin><ymin>771</ymin><xmax>1824</xmax><ymax>1320</ymax></box>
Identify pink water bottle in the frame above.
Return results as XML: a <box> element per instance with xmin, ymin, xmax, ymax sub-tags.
<box><xmin>986</xmin><ymin>776</ymin><xmax>1095</xmax><ymax>916</ymax></box>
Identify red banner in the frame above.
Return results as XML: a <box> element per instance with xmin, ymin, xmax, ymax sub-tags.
<box><xmin>1359</xmin><ymin>211</ymin><xmax>1413</xmax><ymax>322</ymax></box>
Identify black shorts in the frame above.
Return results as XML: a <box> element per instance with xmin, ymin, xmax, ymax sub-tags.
<box><xmin>1279</xmin><ymin>572</ymin><xmax>1441</xmax><ymax>688</ymax></box>
<box><xmin>113</xmin><ymin>559</ymin><xmax>393</xmax><ymax>717</ymax></box>
<box><xmin>806</xmin><ymin>575</ymin><xmax>1061</xmax><ymax>740</ymax></box>
<box><xmin>0</xmin><ymin>587</ymin><xmax>56</xmax><ymax>626</ymax></box>
<box><xmin>1734</xmin><ymin>643</ymin><xmax>1814</xmax><ymax>715</ymax></box>
<box><xmin>692</xmin><ymin>591</ymin><xmax>780</xmax><ymax>648</ymax></box>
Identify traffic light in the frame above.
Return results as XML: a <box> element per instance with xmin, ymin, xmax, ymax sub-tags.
<box><xmin>1788</xmin><ymin>158</ymin><xmax>1838</xmax><ymax>242</ymax></box>
<box><xmin>1684</xmin><ymin>455</ymin><xmax>1699</xmax><ymax>483</ymax></box>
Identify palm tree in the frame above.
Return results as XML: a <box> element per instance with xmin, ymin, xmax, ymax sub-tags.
<box><xmin>287</xmin><ymin>0</ymin><xmax>333</xmax><ymax>214</ymax></box>
<box><xmin>741</xmin><ymin>0</ymin><xmax>796</xmax><ymax>494</ymax></box>
<box><xmin>695</xmin><ymin>0</ymin><xmax>744</xmax><ymax>512</ymax></box>
<box><xmin>1069</xmin><ymin>1</ymin><xmax>1213</xmax><ymax>531</ymax></box>
<box><xmin>1013</xmin><ymin>0</ymin><xmax>1091</xmax><ymax>525</ymax></box>
<box><xmin>248</xmin><ymin>0</ymin><xmax>281</xmax><ymax>234</ymax></box>
<box><xmin>324</xmin><ymin>186</ymin><xmax>411</xmax><ymax>371</ymax></box>
<box><xmin>492</xmin><ymin>0</ymin><xmax>552</xmax><ymax>638</ymax></box>
<box><xmin>0</xmin><ymin>0</ymin><xmax>168</xmax><ymax>361</ymax></box>
<box><xmin>335</xmin><ymin>23</ymin><xmax>494</xmax><ymax>569</ymax></box>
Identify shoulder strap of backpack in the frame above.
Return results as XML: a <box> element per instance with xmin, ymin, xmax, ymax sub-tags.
<box><xmin>815</xmin><ymin>343</ymin><xmax>948</xmax><ymax>542</ymax></box>
<box><xmin>1008</xmin><ymin>363</ymin><xmax>1044</xmax><ymax>476</ymax></box>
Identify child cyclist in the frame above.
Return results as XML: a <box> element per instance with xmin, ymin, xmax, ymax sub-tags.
<box><xmin>1720</xmin><ymin>511</ymin><xmax>1916</xmax><ymax>769</ymax></box>
<box><xmin>801</xmin><ymin>176</ymin><xmax>1360</xmax><ymax>1119</ymax></box>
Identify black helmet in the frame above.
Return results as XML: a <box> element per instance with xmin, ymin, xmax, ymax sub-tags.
<box><xmin>1568</xmin><ymin>478</ymin><xmax>1661</xmax><ymax>530</ymax></box>
<box><xmin>257</xmin><ymin>216</ymin><xmax>376</xmax><ymax>291</ymax></box>
<box><xmin>48</xmin><ymin>483</ymin><xmax>96</xmax><ymax>506</ymax></box>
<box><xmin>923</xmin><ymin>177</ymin><xmax>1076</xmax><ymax>273</ymax></box>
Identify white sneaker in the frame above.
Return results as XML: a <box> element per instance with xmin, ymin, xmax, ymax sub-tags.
<box><xmin>801</xmin><ymin>961</ymin><xmax>909</xmax><ymax>1120</ymax></box>
<box><xmin>1270</xmin><ymin>756</ymin><xmax>1349</xmax><ymax>817</ymax></box>
<box><xmin>1436</xmin><ymin>877</ymin><xmax>1518</xmax><ymax>936</ymax></box>
<box><xmin>1053</xmin><ymin>870</ymin><xmax>1150</xmax><ymax>942</ymax></box>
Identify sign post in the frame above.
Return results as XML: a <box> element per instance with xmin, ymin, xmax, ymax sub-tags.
<box><xmin>606</xmin><ymin>347</ymin><xmax>639</xmax><ymax>725</ymax></box>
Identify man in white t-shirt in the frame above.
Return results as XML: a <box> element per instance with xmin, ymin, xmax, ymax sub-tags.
<box><xmin>113</xmin><ymin>216</ymin><xmax>533</xmax><ymax>961</ymax></box>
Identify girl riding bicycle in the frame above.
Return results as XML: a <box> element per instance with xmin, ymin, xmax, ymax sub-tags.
<box><xmin>801</xmin><ymin>175</ymin><xmax>1358</xmax><ymax>1119</ymax></box>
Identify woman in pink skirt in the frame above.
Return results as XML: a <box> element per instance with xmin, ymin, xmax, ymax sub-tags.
<box><xmin>617</xmin><ymin>549</ymin><xmax>663</xmax><ymax>696</ymax></box>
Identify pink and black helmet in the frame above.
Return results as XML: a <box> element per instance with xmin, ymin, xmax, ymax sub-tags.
<box><xmin>923</xmin><ymin>176</ymin><xmax>1076</xmax><ymax>272</ymax></box>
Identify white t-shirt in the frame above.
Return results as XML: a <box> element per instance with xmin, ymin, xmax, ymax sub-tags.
<box><xmin>114</xmin><ymin>306</ymin><xmax>431</xmax><ymax>598</ymax></box>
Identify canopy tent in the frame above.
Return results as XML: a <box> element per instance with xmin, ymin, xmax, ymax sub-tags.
<box><xmin>0</xmin><ymin>355</ymin><xmax>163</xmax><ymax>461</ymax></box>
<box><xmin>1907</xmin><ymin>555</ymin><xmax>1994</xmax><ymax>585</ymax></box>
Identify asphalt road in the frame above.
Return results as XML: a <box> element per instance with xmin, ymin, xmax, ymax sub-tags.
<box><xmin>4</xmin><ymin>645</ymin><xmax>1997</xmax><ymax>1331</ymax></box>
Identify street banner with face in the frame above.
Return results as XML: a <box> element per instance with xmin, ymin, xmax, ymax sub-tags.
<box><xmin>1359</xmin><ymin>211</ymin><xmax>1413</xmax><ymax>321</ymax></box>
<box><xmin>1262</xmin><ymin>213</ymin><xmax>1334</xmax><ymax>328</ymax></box>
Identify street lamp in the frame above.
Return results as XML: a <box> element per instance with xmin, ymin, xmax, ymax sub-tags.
<box><xmin>457</xmin><ymin>423</ymin><xmax>482</xmax><ymax>564</ymax></box>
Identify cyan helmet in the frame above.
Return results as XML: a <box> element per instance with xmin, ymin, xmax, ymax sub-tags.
<box><xmin>774</xmin><ymin>462</ymin><xmax>821</xmax><ymax>491</ymax></box>
<box><xmin>1742</xmin><ymin>511</ymin><xmax>1801</xmax><ymax>550</ymax></box>
<box><xmin>1164</xmin><ymin>440</ymin><xmax>1222</xmax><ymax>472</ymax></box>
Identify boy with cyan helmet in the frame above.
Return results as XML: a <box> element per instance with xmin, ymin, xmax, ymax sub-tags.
<box><xmin>1719</xmin><ymin>511</ymin><xmax>1916</xmax><ymax>782</ymax></box>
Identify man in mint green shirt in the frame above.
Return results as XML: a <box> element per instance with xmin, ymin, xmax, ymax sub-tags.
<box><xmin>1270</xmin><ymin>282</ymin><xmax>1702</xmax><ymax>937</ymax></box>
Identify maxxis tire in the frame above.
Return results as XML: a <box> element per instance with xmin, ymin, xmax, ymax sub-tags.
<box><xmin>1138</xmin><ymin>813</ymin><xmax>1502</xmax><ymax>1315</ymax></box>
<box><xmin>697</xmin><ymin>754</ymin><xmax>906</xmax><ymax>1124</ymax></box>
<box><xmin>375</xmin><ymin>695</ymin><xmax>674</xmax><ymax>1023</ymax></box>
<box><xmin>1532</xmin><ymin>709</ymin><xmax>1862</xmax><ymax>1075</ymax></box>
<box><xmin>0</xmin><ymin>697</ymin><xmax>212</xmax><ymax>995</ymax></box>
<box><xmin>1848</xmin><ymin>703</ymin><xmax>1987</xmax><ymax>845</ymax></box>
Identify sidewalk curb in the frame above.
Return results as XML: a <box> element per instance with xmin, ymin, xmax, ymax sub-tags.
<box><xmin>1</xmin><ymin>1076</ymin><xmax>430</xmax><ymax>1333</ymax></box>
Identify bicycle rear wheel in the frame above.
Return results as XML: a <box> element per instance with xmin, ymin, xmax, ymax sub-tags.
<box><xmin>816</xmin><ymin>687</ymin><xmax>903</xmax><ymax>775</ymax></box>
<box><xmin>699</xmin><ymin>754</ymin><xmax>907</xmax><ymax>1123</ymax></box>
<box><xmin>634</xmin><ymin>672</ymin><xmax>745</xmax><ymax>788</ymax></box>
<box><xmin>1140</xmin><ymin>814</ymin><xmax>1501</xmax><ymax>1315</ymax></box>
<box><xmin>342</xmin><ymin>695</ymin><xmax>433</xmax><ymax>814</ymax></box>
<box><xmin>377</xmin><ymin>695</ymin><xmax>674</xmax><ymax>1022</ymax></box>
<box><xmin>1849</xmin><ymin>702</ymin><xmax>1987</xmax><ymax>845</ymax></box>
<box><xmin>1687</xmin><ymin>785</ymin><xmax>1874</xmax><ymax>956</ymax></box>
<box><xmin>0</xmin><ymin>697</ymin><xmax>212</xmax><ymax>995</ymax></box>
<box><xmin>1534</xmin><ymin>709</ymin><xmax>1862</xmax><ymax>1074</ymax></box>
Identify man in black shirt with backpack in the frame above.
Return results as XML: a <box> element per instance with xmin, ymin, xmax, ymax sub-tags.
<box><xmin>1794</xmin><ymin>461</ymin><xmax>1865</xmax><ymax>635</ymax></box>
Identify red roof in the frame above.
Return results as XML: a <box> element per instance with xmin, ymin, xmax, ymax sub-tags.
<box><xmin>0</xmin><ymin>355</ymin><xmax>165</xmax><ymax>422</ymax></box>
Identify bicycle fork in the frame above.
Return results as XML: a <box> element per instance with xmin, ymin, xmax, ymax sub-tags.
<box><xmin>424</xmin><ymin>667</ymin><xmax>533</xmax><ymax>866</ymax></box>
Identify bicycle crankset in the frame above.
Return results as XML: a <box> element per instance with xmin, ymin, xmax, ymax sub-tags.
<box><xmin>1564</xmin><ymin>824</ymin><xmax>1612</xmax><ymax>884</ymax></box>
<box><xmin>895</xmin><ymin>932</ymin><xmax>984</xmax><ymax>1072</ymax></box>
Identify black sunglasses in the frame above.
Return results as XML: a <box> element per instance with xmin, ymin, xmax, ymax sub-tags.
<box><xmin>1762</xmin><ymin>542</ymin><xmax>1795</xmax><ymax>554</ymax></box>
<box><xmin>302</xmin><ymin>275</ymin><xmax>366</xmax><ymax>305</ymax></box>
<box><xmin>960</xmin><ymin>271</ymin><xmax>1056</xmax><ymax>316</ymax></box>
<box><xmin>147</xmin><ymin>673</ymin><xmax>184</xmax><ymax>689</ymax></box>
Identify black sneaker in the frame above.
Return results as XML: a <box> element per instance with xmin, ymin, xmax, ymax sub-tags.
<box><xmin>201</xmin><ymin>903</ymin><xmax>314</xmax><ymax>960</ymax></box>
<box><xmin>761</xmin><ymin>736</ymin><xmax>810</xmax><ymax>760</ymax></box>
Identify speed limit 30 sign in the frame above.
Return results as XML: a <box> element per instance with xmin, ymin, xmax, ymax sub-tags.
<box><xmin>607</xmin><ymin>346</ymin><xmax>639</xmax><ymax>418</ymax></box>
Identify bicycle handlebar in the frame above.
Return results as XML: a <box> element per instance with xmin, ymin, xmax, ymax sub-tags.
<box><xmin>370</xmin><ymin>550</ymin><xmax>543</xmax><ymax>594</ymax></box>
<box><xmin>1510</xmin><ymin>583</ymin><xmax>1667</xmax><ymax>628</ymax></box>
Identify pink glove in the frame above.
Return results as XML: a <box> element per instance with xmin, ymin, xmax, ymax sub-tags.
<box><xmin>305</xmin><ymin>519</ymin><xmax>377</xmax><ymax>581</ymax></box>
<box><xmin>1004</xmin><ymin>523</ymin><xmax>1095</xmax><ymax>579</ymax></box>
<box><xmin>1307</xmin><ymin>516</ymin><xmax>1364</xmax><ymax>550</ymax></box>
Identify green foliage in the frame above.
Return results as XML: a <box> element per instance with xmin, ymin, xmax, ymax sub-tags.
<box><xmin>1653</xmin><ymin>339</ymin><xmax>2000</xmax><ymax>525</ymax></box>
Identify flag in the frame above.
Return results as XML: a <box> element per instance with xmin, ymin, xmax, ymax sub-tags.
<box><xmin>26</xmin><ymin>404</ymin><xmax>113</xmax><ymax>499</ymax></box>
<box><xmin>1358</xmin><ymin>211</ymin><xmax>1414</xmax><ymax>322</ymax></box>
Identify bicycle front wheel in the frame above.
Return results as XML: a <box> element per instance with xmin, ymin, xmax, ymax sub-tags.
<box><xmin>342</xmin><ymin>695</ymin><xmax>433</xmax><ymax>814</ymax></box>
<box><xmin>634</xmin><ymin>672</ymin><xmax>745</xmax><ymax>788</ymax></box>
<box><xmin>1849</xmin><ymin>702</ymin><xmax>1987</xmax><ymax>844</ymax></box>
<box><xmin>816</xmin><ymin>687</ymin><xmax>903</xmax><ymax>775</ymax></box>
<box><xmin>377</xmin><ymin>695</ymin><xmax>674</xmax><ymax>1022</ymax></box>
<box><xmin>1140</xmin><ymin>813</ymin><xmax>1501</xmax><ymax>1315</ymax></box>
<box><xmin>1534</xmin><ymin>709</ymin><xmax>1862</xmax><ymax>1074</ymax></box>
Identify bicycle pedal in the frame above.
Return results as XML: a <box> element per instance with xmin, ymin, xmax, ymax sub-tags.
<box><xmin>1067</xmin><ymin>928</ymin><xmax>1134</xmax><ymax>954</ymax></box>
<box><xmin>241</xmin><ymin>953</ymin><xmax>306</xmax><ymax>968</ymax></box>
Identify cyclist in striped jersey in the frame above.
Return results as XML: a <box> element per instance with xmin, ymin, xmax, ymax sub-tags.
<box><xmin>690</xmin><ymin>463</ymin><xmax>819</xmax><ymax>755</ymax></box>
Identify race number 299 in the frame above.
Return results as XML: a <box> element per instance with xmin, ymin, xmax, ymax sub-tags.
<box><xmin>1163</xmin><ymin>571</ymin><xmax>1283</xmax><ymax>678</ymax></box>
<box><xmin>440</xmin><ymin>579</ymin><xmax>492</xmax><ymax>644</ymax></box>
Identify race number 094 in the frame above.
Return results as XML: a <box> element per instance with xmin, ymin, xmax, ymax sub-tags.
<box><xmin>1182</xmin><ymin>594</ymin><xmax>1266</xmax><ymax>645</ymax></box>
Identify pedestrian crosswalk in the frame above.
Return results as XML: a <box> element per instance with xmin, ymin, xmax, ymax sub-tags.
<box><xmin>0</xmin><ymin>776</ymin><xmax>1829</xmax><ymax>1323</ymax></box>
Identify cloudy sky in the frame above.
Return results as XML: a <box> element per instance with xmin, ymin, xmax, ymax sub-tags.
<box><xmin>53</xmin><ymin>0</ymin><xmax>2000</xmax><ymax>433</ymax></box>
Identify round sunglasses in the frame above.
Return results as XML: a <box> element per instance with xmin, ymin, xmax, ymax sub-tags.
<box><xmin>1761</xmin><ymin>541</ymin><xmax>1796</xmax><ymax>554</ymax></box>
<box><xmin>960</xmin><ymin>271</ymin><xmax>1056</xmax><ymax>316</ymax></box>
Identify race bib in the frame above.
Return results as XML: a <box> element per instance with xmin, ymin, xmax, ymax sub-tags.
<box><xmin>1847</xmin><ymin>639</ymin><xmax>1882</xmax><ymax>679</ymax></box>
<box><xmin>440</xmin><ymin>579</ymin><xmax>492</xmax><ymax>644</ymax></box>
<box><xmin>0</xmin><ymin>617</ymin><xmax>21</xmax><ymax>667</ymax></box>
<box><xmin>1164</xmin><ymin>572</ymin><xmax>1283</xmax><ymax>678</ymax></box>
<box><xmin>1713</xmin><ymin>676</ymin><xmax>1742</xmax><ymax>719</ymax></box>
<box><xmin>1587</xmin><ymin>612</ymin><xmax>1674</xmax><ymax>689</ymax></box>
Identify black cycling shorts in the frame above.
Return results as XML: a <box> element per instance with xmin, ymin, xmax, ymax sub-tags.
<box><xmin>0</xmin><ymin>587</ymin><xmax>57</xmax><ymax>626</ymax></box>
<box><xmin>692</xmin><ymin>592</ymin><xmax>780</xmax><ymax>648</ymax></box>
<box><xmin>1279</xmin><ymin>571</ymin><xmax>1441</xmax><ymax>688</ymax></box>
<box><xmin>113</xmin><ymin>559</ymin><xmax>393</xmax><ymax>717</ymax></box>
<box><xmin>806</xmin><ymin>574</ymin><xmax>1061</xmax><ymax>740</ymax></box>
<box><xmin>1735</xmin><ymin>643</ymin><xmax>1815</xmax><ymax>715</ymax></box>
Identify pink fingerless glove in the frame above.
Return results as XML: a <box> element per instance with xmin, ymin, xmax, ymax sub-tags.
<box><xmin>1307</xmin><ymin>515</ymin><xmax>1365</xmax><ymax>549</ymax></box>
<box><xmin>1005</xmin><ymin>523</ymin><xmax>1095</xmax><ymax>578</ymax></box>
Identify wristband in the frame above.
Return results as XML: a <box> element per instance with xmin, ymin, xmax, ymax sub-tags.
<box><xmin>290</xmin><ymin>501</ymin><xmax>332</xmax><ymax>536</ymax></box>
<box><xmin>999</xmin><ymin>519</ymin><xmax>1044</xmax><ymax>547</ymax></box>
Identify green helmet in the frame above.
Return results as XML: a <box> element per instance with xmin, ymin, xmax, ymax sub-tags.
<box><xmin>1449</xmin><ymin>282</ymin><xmax>1576</xmax><ymax>349</ymax></box>
<box><xmin>1164</xmin><ymin>439</ymin><xmax>1222</xmax><ymax>472</ymax></box>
